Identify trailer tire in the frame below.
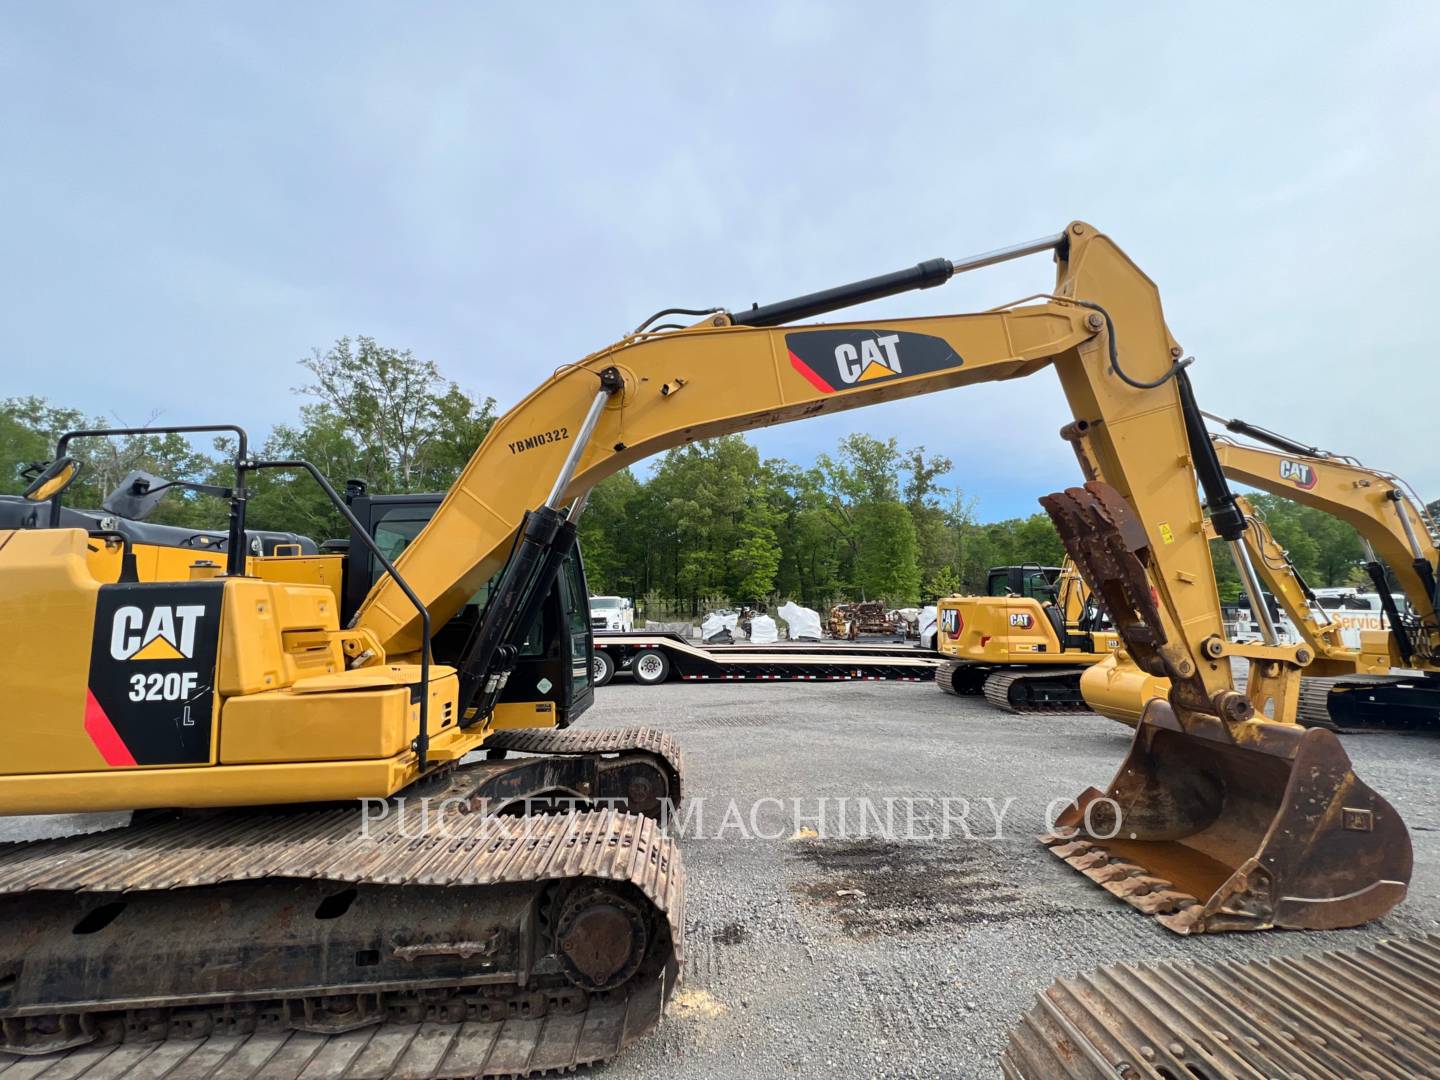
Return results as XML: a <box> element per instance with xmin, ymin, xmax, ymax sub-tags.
<box><xmin>631</xmin><ymin>649</ymin><xmax>671</xmax><ymax>686</ymax></box>
<box><xmin>592</xmin><ymin>650</ymin><xmax>615</xmax><ymax>688</ymax></box>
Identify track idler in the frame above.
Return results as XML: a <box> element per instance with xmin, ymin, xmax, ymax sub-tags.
<box><xmin>1044</xmin><ymin>698</ymin><xmax>1412</xmax><ymax>933</ymax></box>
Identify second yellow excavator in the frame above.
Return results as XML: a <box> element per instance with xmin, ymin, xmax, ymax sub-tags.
<box><xmin>0</xmin><ymin>222</ymin><xmax>1415</xmax><ymax>1073</ymax></box>
<box><xmin>933</xmin><ymin>560</ymin><xmax>1119</xmax><ymax>712</ymax></box>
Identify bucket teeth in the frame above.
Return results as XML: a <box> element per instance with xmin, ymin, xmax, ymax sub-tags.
<box><xmin>1038</xmin><ymin>833</ymin><xmax>1092</xmax><ymax>859</ymax></box>
<box><xmin>1155</xmin><ymin>906</ymin><xmax>1208</xmax><ymax>934</ymax></box>
<box><xmin>1040</xmin><ymin>831</ymin><xmax>1204</xmax><ymax>926</ymax></box>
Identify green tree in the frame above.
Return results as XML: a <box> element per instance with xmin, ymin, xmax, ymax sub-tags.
<box><xmin>817</xmin><ymin>433</ymin><xmax>902</xmax><ymax>505</ymax></box>
<box><xmin>637</xmin><ymin>436</ymin><xmax>785</xmax><ymax>611</ymax></box>
<box><xmin>770</xmin><ymin>460</ymin><xmax>845</xmax><ymax>608</ymax></box>
<box><xmin>294</xmin><ymin>337</ymin><xmax>495</xmax><ymax>490</ymax></box>
<box><xmin>243</xmin><ymin>337</ymin><xmax>497</xmax><ymax>537</ymax></box>
<box><xmin>809</xmin><ymin>433</ymin><xmax>946</xmax><ymax>604</ymax></box>
<box><xmin>924</xmin><ymin>563</ymin><xmax>961</xmax><ymax>600</ymax></box>
<box><xmin>901</xmin><ymin>444</ymin><xmax>957</xmax><ymax>593</ymax></box>
<box><xmin>575</xmin><ymin>470</ymin><xmax>643</xmax><ymax>596</ymax></box>
<box><xmin>852</xmin><ymin>500</ymin><xmax>921</xmax><ymax>603</ymax></box>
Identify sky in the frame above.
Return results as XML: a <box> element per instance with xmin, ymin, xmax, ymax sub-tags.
<box><xmin>3</xmin><ymin>3</ymin><xmax>1437</xmax><ymax>520</ymax></box>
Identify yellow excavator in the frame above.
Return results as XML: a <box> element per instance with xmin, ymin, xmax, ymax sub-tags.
<box><xmin>933</xmin><ymin>560</ymin><xmax>1119</xmax><ymax>711</ymax></box>
<box><xmin>0</xmin><ymin>222</ymin><xmax>1414</xmax><ymax>1073</ymax></box>
<box><xmin>1084</xmin><ymin>420</ymin><xmax>1440</xmax><ymax>733</ymax></box>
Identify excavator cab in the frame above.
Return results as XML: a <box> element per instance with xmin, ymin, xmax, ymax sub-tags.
<box><xmin>987</xmin><ymin>564</ymin><xmax>1061</xmax><ymax>600</ymax></box>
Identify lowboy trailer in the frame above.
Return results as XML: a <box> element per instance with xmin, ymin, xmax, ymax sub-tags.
<box><xmin>592</xmin><ymin>631</ymin><xmax>941</xmax><ymax>686</ymax></box>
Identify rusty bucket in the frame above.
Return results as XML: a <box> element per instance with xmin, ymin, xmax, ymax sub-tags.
<box><xmin>1045</xmin><ymin>698</ymin><xmax>1412</xmax><ymax>933</ymax></box>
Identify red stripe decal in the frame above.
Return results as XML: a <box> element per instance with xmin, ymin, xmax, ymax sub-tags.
<box><xmin>85</xmin><ymin>690</ymin><xmax>137</xmax><ymax>767</ymax></box>
<box><xmin>788</xmin><ymin>350</ymin><xmax>835</xmax><ymax>394</ymax></box>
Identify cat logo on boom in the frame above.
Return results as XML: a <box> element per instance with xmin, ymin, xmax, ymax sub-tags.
<box><xmin>833</xmin><ymin>334</ymin><xmax>903</xmax><ymax>385</ymax></box>
<box><xmin>1279</xmin><ymin>459</ymin><xmax>1317</xmax><ymax>490</ymax></box>
<box><xmin>785</xmin><ymin>329</ymin><xmax>964</xmax><ymax>395</ymax></box>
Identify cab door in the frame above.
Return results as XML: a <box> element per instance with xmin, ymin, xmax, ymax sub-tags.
<box><xmin>497</xmin><ymin>546</ymin><xmax>595</xmax><ymax>725</ymax></box>
<box><xmin>559</xmin><ymin>554</ymin><xmax>595</xmax><ymax>708</ymax></box>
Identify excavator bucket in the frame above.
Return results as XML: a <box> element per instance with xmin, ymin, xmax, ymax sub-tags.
<box><xmin>1043</xmin><ymin>700</ymin><xmax>1411</xmax><ymax>932</ymax></box>
<box><xmin>1040</xmin><ymin>483</ymin><xmax>1412</xmax><ymax>933</ymax></box>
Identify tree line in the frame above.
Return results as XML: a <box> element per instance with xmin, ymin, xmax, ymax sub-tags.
<box><xmin>3</xmin><ymin>336</ymin><xmax>1400</xmax><ymax>612</ymax></box>
<box><xmin>0</xmin><ymin>338</ymin><xmax>497</xmax><ymax>540</ymax></box>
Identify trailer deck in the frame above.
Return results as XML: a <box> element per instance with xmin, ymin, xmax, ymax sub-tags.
<box><xmin>593</xmin><ymin>631</ymin><xmax>941</xmax><ymax>685</ymax></box>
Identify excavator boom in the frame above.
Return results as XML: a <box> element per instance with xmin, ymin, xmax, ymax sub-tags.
<box><xmin>1212</xmin><ymin>435</ymin><xmax>1440</xmax><ymax>663</ymax></box>
<box><xmin>1212</xmin><ymin>433</ymin><xmax>1440</xmax><ymax>731</ymax></box>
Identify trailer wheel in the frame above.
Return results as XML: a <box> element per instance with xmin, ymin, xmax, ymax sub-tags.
<box><xmin>592</xmin><ymin>650</ymin><xmax>615</xmax><ymax>688</ymax></box>
<box><xmin>631</xmin><ymin>650</ymin><xmax>670</xmax><ymax>686</ymax></box>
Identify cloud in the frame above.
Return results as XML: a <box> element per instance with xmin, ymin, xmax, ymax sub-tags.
<box><xmin>3</xmin><ymin>3</ymin><xmax>1437</xmax><ymax>512</ymax></box>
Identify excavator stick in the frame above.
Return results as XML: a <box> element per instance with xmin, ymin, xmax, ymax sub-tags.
<box><xmin>1040</xmin><ymin>483</ymin><xmax>1412</xmax><ymax>933</ymax></box>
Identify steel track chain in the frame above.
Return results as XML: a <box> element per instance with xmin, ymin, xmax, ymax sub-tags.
<box><xmin>981</xmin><ymin>669</ymin><xmax>1092</xmax><ymax>714</ymax></box>
<box><xmin>1003</xmin><ymin>933</ymin><xmax>1440</xmax><ymax>1078</ymax></box>
<box><xmin>1297</xmin><ymin>675</ymin><xmax>1341</xmax><ymax>731</ymax></box>
<box><xmin>934</xmin><ymin>659</ymin><xmax>982</xmax><ymax>697</ymax></box>
<box><xmin>0</xmin><ymin>808</ymin><xmax>685</xmax><ymax>1077</ymax></box>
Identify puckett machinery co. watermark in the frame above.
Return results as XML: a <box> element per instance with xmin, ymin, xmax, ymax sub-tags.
<box><xmin>356</xmin><ymin>794</ymin><xmax>1125</xmax><ymax>841</ymax></box>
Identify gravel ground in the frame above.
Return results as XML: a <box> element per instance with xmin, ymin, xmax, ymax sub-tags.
<box><xmin>2</xmin><ymin>678</ymin><xmax>1436</xmax><ymax>1079</ymax></box>
<box><xmin>588</xmin><ymin>678</ymin><xmax>1440</xmax><ymax>1080</ymax></box>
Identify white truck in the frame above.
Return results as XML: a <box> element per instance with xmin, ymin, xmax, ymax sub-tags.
<box><xmin>588</xmin><ymin>595</ymin><xmax>635</xmax><ymax>632</ymax></box>
<box><xmin>1311</xmin><ymin>588</ymin><xmax>1411</xmax><ymax>650</ymax></box>
<box><xmin>1232</xmin><ymin>588</ymin><xmax>1411</xmax><ymax>651</ymax></box>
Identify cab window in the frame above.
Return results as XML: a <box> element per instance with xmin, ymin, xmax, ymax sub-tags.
<box><xmin>559</xmin><ymin>552</ymin><xmax>591</xmax><ymax>692</ymax></box>
<box><xmin>1020</xmin><ymin>569</ymin><xmax>1053</xmax><ymax>600</ymax></box>
<box><xmin>369</xmin><ymin>507</ymin><xmax>434</xmax><ymax>583</ymax></box>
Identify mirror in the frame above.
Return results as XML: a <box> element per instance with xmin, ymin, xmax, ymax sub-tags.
<box><xmin>21</xmin><ymin>456</ymin><xmax>82</xmax><ymax>502</ymax></box>
<box><xmin>101</xmin><ymin>469</ymin><xmax>171</xmax><ymax>521</ymax></box>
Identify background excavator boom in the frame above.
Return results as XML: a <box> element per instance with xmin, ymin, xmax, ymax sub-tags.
<box><xmin>1085</xmin><ymin>428</ymin><xmax>1440</xmax><ymax>732</ymax></box>
<box><xmin>1211</xmin><ymin>433</ymin><xmax>1439</xmax><ymax>666</ymax></box>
